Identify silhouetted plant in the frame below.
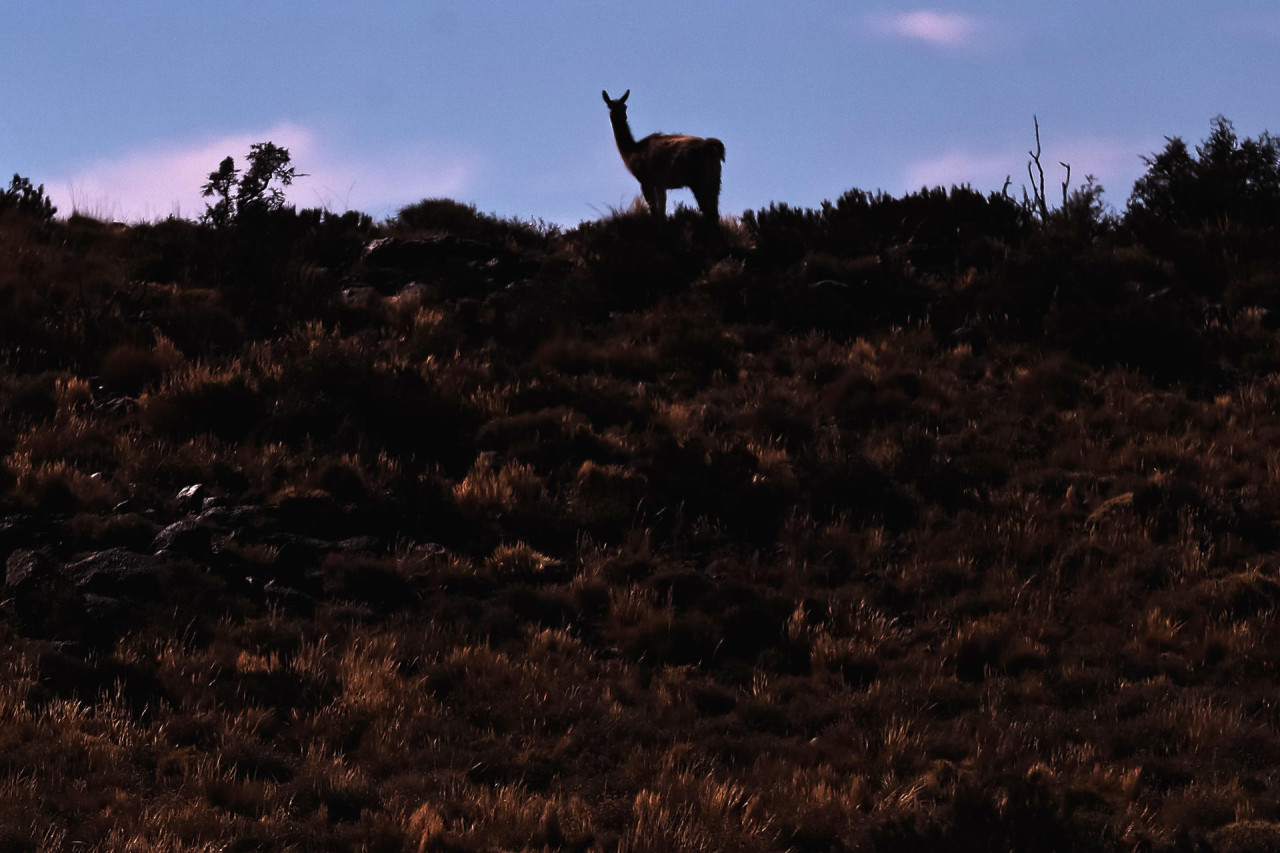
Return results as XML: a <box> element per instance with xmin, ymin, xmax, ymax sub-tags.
<box><xmin>394</xmin><ymin>197</ymin><xmax>553</xmax><ymax>249</ymax></box>
<box><xmin>564</xmin><ymin>206</ymin><xmax>711</xmax><ymax>309</ymax></box>
<box><xmin>1021</xmin><ymin>115</ymin><xmax>1074</xmax><ymax>221</ymax></box>
<box><xmin>1127</xmin><ymin>116</ymin><xmax>1280</xmax><ymax>232</ymax></box>
<box><xmin>745</xmin><ymin>186</ymin><xmax>1027</xmax><ymax>276</ymax></box>
<box><xmin>0</xmin><ymin>173</ymin><xmax>57</xmax><ymax>221</ymax></box>
<box><xmin>201</xmin><ymin>142</ymin><xmax>302</xmax><ymax>227</ymax></box>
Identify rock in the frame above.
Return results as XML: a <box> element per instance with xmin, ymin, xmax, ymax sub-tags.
<box><xmin>70</xmin><ymin>548</ymin><xmax>162</xmax><ymax>598</ymax></box>
<box><xmin>269</xmin><ymin>534</ymin><xmax>326</xmax><ymax>566</ymax></box>
<box><xmin>263</xmin><ymin>580</ymin><xmax>316</xmax><ymax>617</ymax></box>
<box><xmin>340</xmin><ymin>285</ymin><xmax>381</xmax><ymax>310</ymax></box>
<box><xmin>409</xmin><ymin>542</ymin><xmax>448</xmax><ymax>557</ymax></box>
<box><xmin>152</xmin><ymin>520</ymin><xmax>213</xmax><ymax>556</ymax></box>
<box><xmin>197</xmin><ymin>503</ymin><xmax>259</xmax><ymax>529</ymax></box>
<box><xmin>80</xmin><ymin>593</ymin><xmax>134</xmax><ymax>634</ymax></box>
<box><xmin>1208</xmin><ymin>820</ymin><xmax>1280</xmax><ymax>853</ymax></box>
<box><xmin>5</xmin><ymin>549</ymin><xmax>58</xmax><ymax>590</ymax></box>
<box><xmin>361</xmin><ymin>235</ymin><xmax>530</xmax><ymax>297</ymax></box>
<box><xmin>0</xmin><ymin>514</ymin><xmax>60</xmax><ymax>553</ymax></box>
<box><xmin>176</xmin><ymin>484</ymin><xmax>205</xmax><ymax>512</ymax></box>
<box><xmin>5</xmin><ymin>551</ymin><xmax>78</xmax><ymax>640</ymax></box>
<box><xmin>364</xmin><ymin>235</ymin><xmax>496</xmax><ymax>270</ymax></box>
<box><xmin>335</xmin><ymin>536</ymin><xmax>383</xmax><ymax>553</ymax></box>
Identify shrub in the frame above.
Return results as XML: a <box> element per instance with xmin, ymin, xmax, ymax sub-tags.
<box><xmin>138</xmin><ymin>363</ymin><xmax>264</xmax><ymax>442</ymax></box>
<box><xmin>98</xmin><ymin>334</ymin><xmax>186</xmax><ymax>396</ymax></box>
<box><xmin>0</xmin><ymin>174</ymin><xmax>57</xmax><ymax>222</ymax></box>
<box><xmin>394</xmin><ymin>197</ymin><xmax>551</xmax><ymax>250</ymax></box>
<box><xmin>1128</xmin><ymin>116</ymin><xmax>1280</xmax><ymax>233</ymax></box>
<box><xmin>744</xmin><ymin>186</ymin><xmax>1029</xmax><ymax>274</ymax></box>
<box><xmin>563</xmin><ymin>207</ymin><xmax>714</xmax><ymax>309</ymax></box>
<box><xmin>201</xmin><ymin>141</ymin><xmax>302</xmax><ymax>227</ymax></box>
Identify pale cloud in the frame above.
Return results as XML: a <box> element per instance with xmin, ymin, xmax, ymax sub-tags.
<box><xmin>902</xmin><ymin>137</ymin><xmax>1153</xmax><ymax>202</ymax></box>
<box><xmin>50</xmin><ymin>124</ymin><xmax>475</xmax><ymax>222</ymax></box>
<box><xmin>870</xmin><ymin>11</ymin><xmax>982</xmax><ymax>50</ymax></box>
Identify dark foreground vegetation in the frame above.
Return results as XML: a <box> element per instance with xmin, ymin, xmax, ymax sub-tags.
<box><xmin>4</xmin><ymin>118</ymin><xmax>1280</xmax><ymax>851</ymax></box>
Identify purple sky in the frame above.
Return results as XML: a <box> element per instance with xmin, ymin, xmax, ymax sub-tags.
<box><xmin>4</xmin><ymin>3</ymin><xmax>1278</xmax><ymax>224</ymax></box>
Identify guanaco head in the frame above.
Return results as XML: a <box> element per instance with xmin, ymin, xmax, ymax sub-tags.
<box><xmin>602</xmin><ymin>89</ymin><xmax>630</xmax><ymax>121</ymax></box>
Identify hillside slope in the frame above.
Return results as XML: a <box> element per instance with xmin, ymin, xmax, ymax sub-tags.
<box><xmin>2</xmin><ymin>157</ymin><xmax>1280</xmax><ymax>850</ymax></box>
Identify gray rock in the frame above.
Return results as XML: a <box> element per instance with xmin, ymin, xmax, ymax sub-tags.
<box><xmin>5</xmin><ymin>549</ymin><xmax>58</xmax><ymax>590</ymax></box>
<box><xmin>152</xmin><ymin>520</ymin><xmax>213</xmax><ymax>556</ymax></box>
<box><xmin>70</xmin><ymin>548</ymin><xmax>161</xmax><ymax>598</ymax></box>
<box><xmin>197</xmin><ymin>503</ymin><xmax>267</xmax><ymax>530</ymax></box>
<box><xmin>0</xmin><ymin>515</ymin><xmax>58</xmax><ymax>552</ymax></box>
<box><xmin>263</xmin><ymin>580</ymin><xmax>316</xmax><ymax>616</ymax></box>
<box><xmin>335</xmin><ymin>536</ymin><xmax>383</xmax><ymax>553</ymax></box>
<box><xmin>270</xmin><ymin>536</ymin><xmax>325</xmax><ymax>578</ymax></box>
<box><xmin>364</xmin><ymin>235</ymin><xmax>495</xmax><ymax>270</ymax></box>
<box><xmin>176</xmin><ymin>484</ymin><xmax>205</xmax><ymax>512</ymax></box>
<box><xmin>81</xmin><ymin>593</ymin><xmax>131</xmax><ymax>625</ymax></box>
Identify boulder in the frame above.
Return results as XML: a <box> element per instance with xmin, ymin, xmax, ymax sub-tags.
<box><xmin>152</xmin><ymin>520</ymin><xmax>213</xmax><ymax>556</ymax></box>
<box><xmin>176</xmin><ymin>483</ymin><xmax>205</xmax><ymax>512</ymax></box>
<box><xmin>5</xmin><ymin>549</ymin><xmax>59</xmax><ymax>591</ymax></box>
<box><xmin>70</xmin><ymin>548</ymin><xmax>162</xmax><ymax>599</ymax></box>
<box><xmin>0</xmin><ymin>514</ymin><xmax>62</xmax><ymax>553</ymax></box>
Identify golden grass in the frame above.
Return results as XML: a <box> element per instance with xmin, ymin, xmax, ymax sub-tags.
<box><xmin>5</xmin><ymin>196</ymin><xmax>1280</xmax><ymax>850</ymax></box>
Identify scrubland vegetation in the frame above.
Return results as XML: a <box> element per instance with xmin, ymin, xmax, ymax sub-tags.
<box><xmin>4</xmin><ymin>118</ymin><xmax>1280</xmax><ymax>850</ymax></box>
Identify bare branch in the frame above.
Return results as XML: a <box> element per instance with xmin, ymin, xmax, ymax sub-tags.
<box><xmin>1027</xmin><ymin>115</ymin><xmax>1049</xmax><ymax>219</ymax></box>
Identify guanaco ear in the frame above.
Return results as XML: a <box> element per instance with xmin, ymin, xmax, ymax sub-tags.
<box><xmin>602</xmin><ymin>90</ymin><xmax>611</xmax><ymax>105</ymax></box>
<box><xmin>620</xmin><ymin>89</ymin><xmax>630</xmax><ymax>103</ymax></box>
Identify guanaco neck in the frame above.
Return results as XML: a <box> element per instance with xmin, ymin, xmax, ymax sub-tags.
<box><xmin>609</xmin><ymin>110</ymin><xmax>637</xmax><ymax>157</ymax></box>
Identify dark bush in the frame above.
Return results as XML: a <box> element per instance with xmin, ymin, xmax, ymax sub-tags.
<box><xmin>395</xmin><ymin>197</ymin><xmax>550</xmax><ymax>251</ymax></box>
<box><xmin>0</xmin><ymin>174</ymin><xmax>56</xmax><ymax>222</ymax></box>
<box><xmin>1128</xmin><ymin>116</ymin><xmax>1280</xmax><ymax>234</ymax></box>
<box><xmin>744</xmin><ymin>185</ymin><xmax>1028</xmax><ymax>275</ymax></box>
<box><xmin>140</xmin><ymin>373</ymin><xmax>264</xmax><ymax>442</ymax></box>
<box><xmin>563</xmin><ymin>208</ymin><xmax>713</xmax><ymax>310</ymax></box>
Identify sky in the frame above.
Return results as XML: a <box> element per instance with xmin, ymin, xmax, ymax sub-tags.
<box><xmin>4</xmin><ymin>3</ymin><xmax>1279</xmax><ymax>225</ymax></box>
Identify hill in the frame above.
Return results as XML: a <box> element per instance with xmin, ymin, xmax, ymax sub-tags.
<box><xmin>3</xmin><ymin>120</ymin><xmax>1280</xmax><ymax>851</ymax></box>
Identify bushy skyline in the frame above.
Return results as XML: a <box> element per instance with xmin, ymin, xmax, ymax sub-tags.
<box><xmin>4</xmin><ymin>3</ymin><xmax>1278</xmax><ymax>223</ymax></box>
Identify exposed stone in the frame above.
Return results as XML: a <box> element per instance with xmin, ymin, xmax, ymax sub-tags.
<box><xmin>269</xmin><ymin>534</ymin><xmax>326</xmax><ymax>571</ymax></box>
<box><xmin>0</xmin><ymin>515</ymin><xmax>61</xmax><ymax>553</ymax></box>
<box><xmin>81</xmin><ymin>593</ymin><xmax>134</xmax><ymax>633</ymax></box>
<box><xmin>176</xmin><ymin>484</ymin><xmax>205</xmax><ymax>512</ymax></box>
<box><xmin>263</xmin><ymin>580</ymin><xmax>316</xmax><ymax>617</ymax></box>
<box><xmin>335</xmin><ymin>536</ymin><xmax>384</xmax><ymax>553</ymax></box>
<box><xmin>5</xmin><ymin>549</ymin><xmax>58</xmax><ymax>590</ymax></box>
<box><xmin>340</xmin><ymin>285</ymin><xmax>381</xmax><ymax>310</ymax></box>
<box><xmin>197</xmin><ymin>503</ymin><xmax>269</xmax><ymax>534</ymax></box>
<box><xmin>5</xmin><ymin>551</ymin><xmax>78</xmax><ymax>640</ymax></box>
<box><xmin>201</xmin><ymin>495</ymin><xmax>235</xmax><ymax>512</ymax></box>
<box><xmin>364</xmin><ymin>235</ymin><xmax>496</xmax><ymax>270</ymax></box>
<box><xmin>152</xmin><ymin>520</ymin><xmax>213</xmax><ymax>556</ymax></box>
<box><xmin>70</xmin><ymin>548</ymin><xmax>162</xmax><ymax>598</ymax></box>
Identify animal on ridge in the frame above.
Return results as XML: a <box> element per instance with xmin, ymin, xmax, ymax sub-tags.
<box><xmin>602</xmin><ymin>89</ymin><xmax>725</xmax><ymax>223</ymax></box>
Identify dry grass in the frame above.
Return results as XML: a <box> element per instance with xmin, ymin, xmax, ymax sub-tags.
<box><xmin>2</xmin><ymin>194</ymin><xmax>1280</xmax><ymax>850</ymax></box>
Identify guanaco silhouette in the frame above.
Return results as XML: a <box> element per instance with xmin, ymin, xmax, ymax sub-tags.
<box><xmin>602</xmin><ymin>89</ymin><xmax>725</xmax><ymax>223</ymax></box>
